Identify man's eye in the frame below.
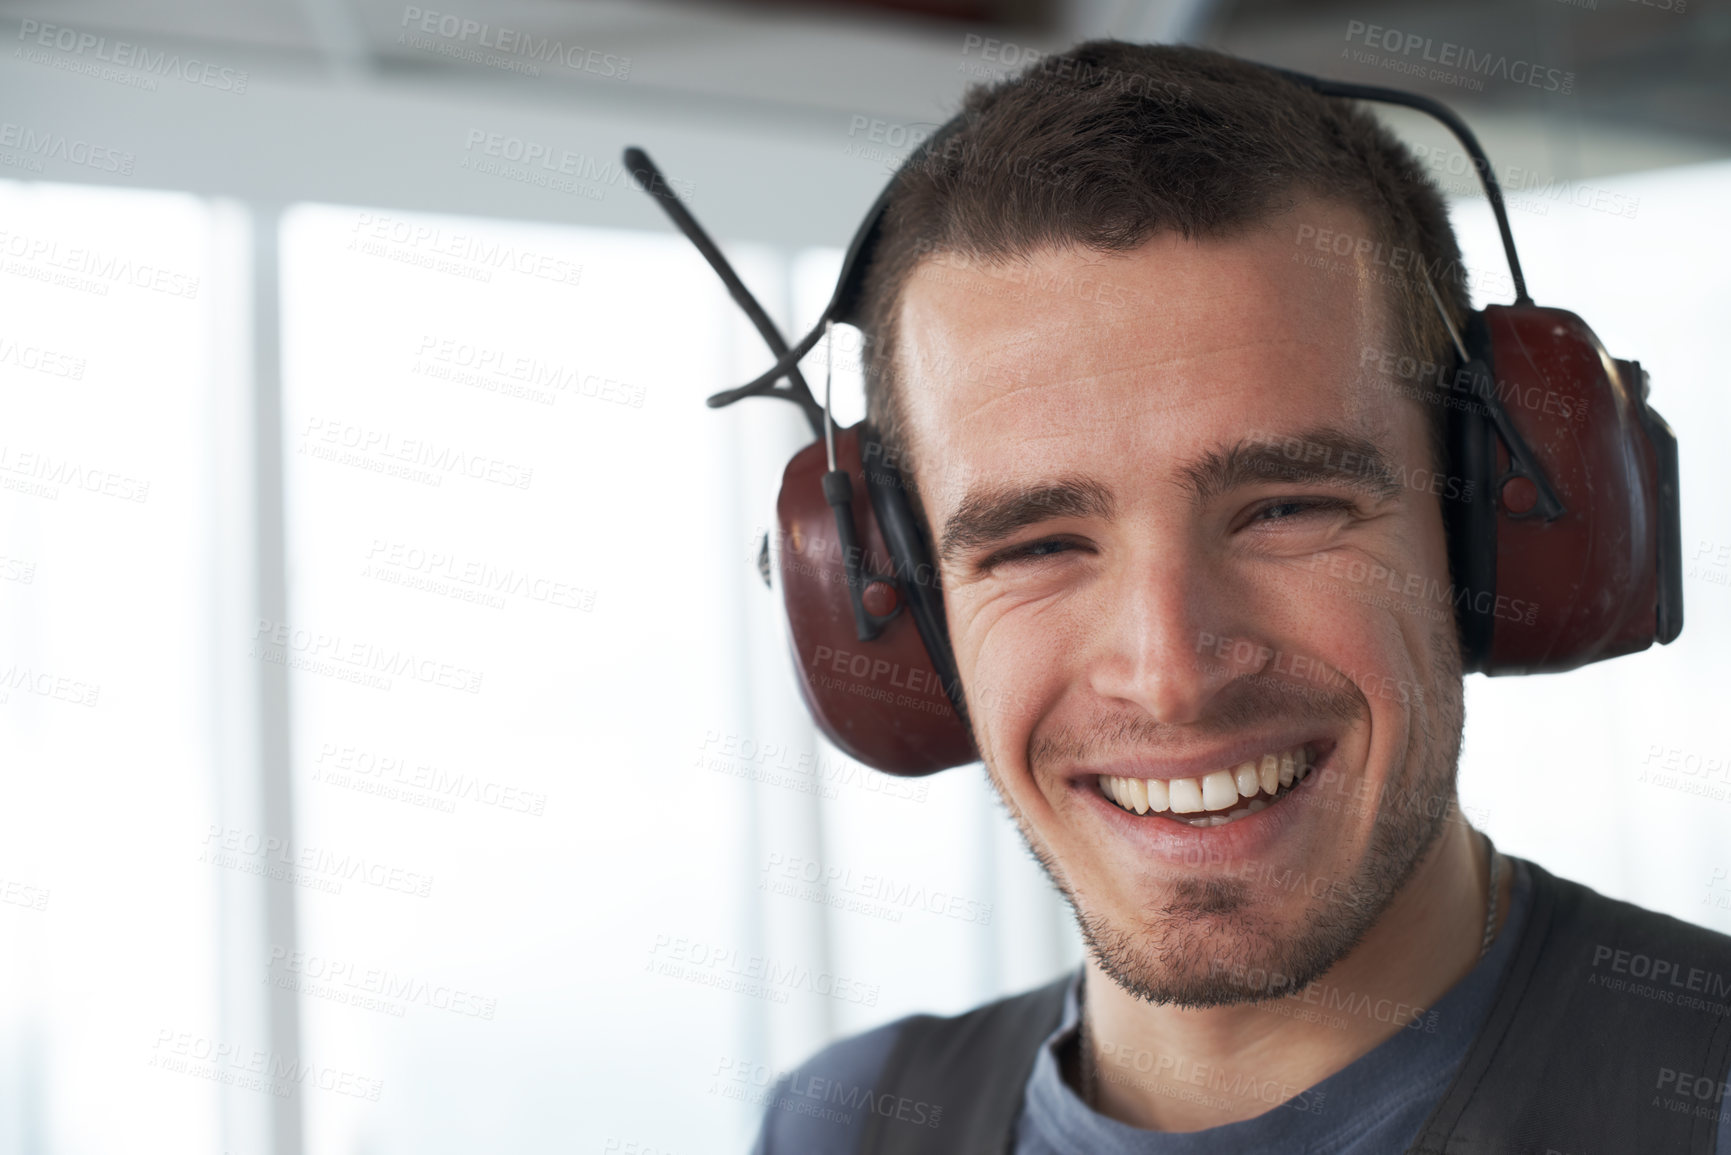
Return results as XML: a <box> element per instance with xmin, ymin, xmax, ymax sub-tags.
<box><xmin>1252</xmin><ymin>498</ymin><xmax>1350</xmax><ymax>523</ymax></box>
<box><xmin>985</xmin><ymin>538</ymin><xmax>1077</xmax><ymax>567</ymax></box>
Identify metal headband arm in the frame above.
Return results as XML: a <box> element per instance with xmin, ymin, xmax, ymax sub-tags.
<box><xmin>627</xmin><ymin>62</ymin><xmax>1537</xmax><ymax>426</ymax></box>
<box><xmin>1267</xmin><ymin>68</ymin><xmax>1532</xmax><ymax>307</ymax></box>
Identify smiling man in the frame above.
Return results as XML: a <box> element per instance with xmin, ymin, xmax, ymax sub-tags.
<box><xmin>751</xmin><ymin>42</ymin><xmax>1731</xmax><ymax>1155</ymax></box>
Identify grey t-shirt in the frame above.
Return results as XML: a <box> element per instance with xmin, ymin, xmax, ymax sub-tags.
<box><xmin>749</xmin><ymin>858</ymin><xmax>1727</xmax><ymax>1153</ymax></box>
<box><xmin>1007</xmin><ymin>860</ymin><xmax>1537</xmax><ymax>1155</ymax></box>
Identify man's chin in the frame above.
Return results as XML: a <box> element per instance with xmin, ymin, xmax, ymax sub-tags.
<box><xmin>1076</xmin><ymin>880</ymin><xmax>1377</xmax><ymax>1009</ymax></box>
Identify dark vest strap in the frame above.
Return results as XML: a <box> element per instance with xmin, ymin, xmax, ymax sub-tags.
<box><xmin>1404</xmin><ymin>858</ymin><xmax>1731</xmax><ymax>1154</ymax></box>
<box><xmin>856</xmin><ymin>973</ymin><xmax>1071</xmax><ymax>1154</ymax></box>
<box><xmin>857</xmin><ymin>859</ymin><xmax>1731</xmax><ymax>1154</ymax></box>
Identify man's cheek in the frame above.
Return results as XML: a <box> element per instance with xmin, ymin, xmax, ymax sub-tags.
<box><xmin>967</xmin><ymin>675</ymin><xmax>1036</xmax><ymax>766</ymax></box>
<box><xmin>961</xmin><ymin>620</ymin><xmax>1051</xmax><ymax>770</ymax></box>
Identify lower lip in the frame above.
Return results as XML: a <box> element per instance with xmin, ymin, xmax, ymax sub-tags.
<box><xmin>1072</xmin><ymin>742</ymin><xmax>1337</xmax><ymax>865</ymax></box>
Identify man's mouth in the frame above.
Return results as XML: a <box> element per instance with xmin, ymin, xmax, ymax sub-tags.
<box><xmin>1097</xmin><ymin>744</ymin><xmax>1318</xmax><ymax>828</ymax></box>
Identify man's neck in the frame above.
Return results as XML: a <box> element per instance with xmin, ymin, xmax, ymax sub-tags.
<box><xmin>1077</xmin><ymin>822</ymin><xmax>1512</xmax><ymax>1132</ymax></box>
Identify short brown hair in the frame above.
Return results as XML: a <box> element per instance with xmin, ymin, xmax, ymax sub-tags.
<box><xmin>857</xmin><ymin>41</ymin><xmax>1470</xmax><ymax>497</ymax></box>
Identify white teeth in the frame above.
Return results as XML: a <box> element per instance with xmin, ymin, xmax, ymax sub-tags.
<box><xmin>1234</xmin><ymin>761</ymin><xmax>1260</xmax><ymax>798</ymax></box>
<box><xmin>1122</xmin><ymin>776</ymin><xmax>1149</xmax><ymax>815</ymax></box>
<box><xmin>1146</xmin><ymin>778</ymin><xmax>1169</xmax><ymax>812</ymax></box>
<box><xmin>1099</xmin><ymin>746</ymin><xmax>1316</xmax><ymax>821</ymax></box>
<box><xmin>1201</xmin><ymin>769</ymin><xmax>1238</xmax><ymax>810</ymax></box>
<box><xmin>1259</xmin><ymin>754</ymin><xmax>1280</xmax><ymax>795</ymax></box>
<box><xmin>1168</xmin><ymin>777</ymin><xmax>1205</xmax><ymax>813</ymax></box>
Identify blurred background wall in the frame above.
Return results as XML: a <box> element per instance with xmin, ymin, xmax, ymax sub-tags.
<box><xmin>0</xmin><ymin>1</ymin><xmax>1726</xmax><ymax>1152</ymax></box>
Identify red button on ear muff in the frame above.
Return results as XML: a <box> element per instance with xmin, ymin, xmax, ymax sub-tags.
<box><xmin>862</xmin><ymin>581</ymin><xmax>899</xmax><ymax>617</ymax></box>
<box><xmin>1500</xmin><ymin>476</ymin><xmax>1538</xmax><ymax>515</ymax></box>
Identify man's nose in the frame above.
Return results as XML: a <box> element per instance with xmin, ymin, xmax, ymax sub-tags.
<box><xmin>1085</xmin><ymin>551</ymin><xmax>1266</xmax><ymax>726</ymax></box>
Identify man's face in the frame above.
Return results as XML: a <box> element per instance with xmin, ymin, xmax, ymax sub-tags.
<box><xmin>895</xmin><ymin>200</ymin><xmax>1465</xmax><ymax>1006</ymax></box>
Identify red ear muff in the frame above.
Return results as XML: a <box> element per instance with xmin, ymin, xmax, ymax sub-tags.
<box><xmin>775</xmin><ymin>423</ymin><xmax>977</xmax><ymax>775</ymax></box>
<box><xmin>1448</xmin><ymin>305</ymin><xmax>1683</xmax><ymax>674</ymax></box>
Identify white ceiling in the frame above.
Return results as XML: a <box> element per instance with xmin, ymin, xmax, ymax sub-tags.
<box><xmin>0</xmin><ymin>0</ymin><xmax>1722</xmax><ymax>250</ymax></box>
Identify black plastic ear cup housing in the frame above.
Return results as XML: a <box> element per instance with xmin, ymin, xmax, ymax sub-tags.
<box><xmin>1445</xmin><ymin>313</ymin><xmax>1501</xmax><ymax>673</ymax></box>
<box><xmin>859</xmin><ymin>431</ymin><xmax>969</xmax><ymax>723</ymax></box>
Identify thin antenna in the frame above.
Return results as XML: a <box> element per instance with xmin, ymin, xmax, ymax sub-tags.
<box><xmin>823</xmin><ymin>320</ymin><xmax>838</xmax><ymax>471</ymax></box>
<box><xmin>621</xmin><ymin>147</ymin><xmax>825</xmax><ymax>436</ymax></box>
<box><xmin>1420</xmin><ymin>265</ymin><xmax>1471</xmax><ymax>363</ymax></box>
<box><xmin>1416</xmin><ymin>262</ymin><xmax>1566</xmax><ymax>522</ymax></box>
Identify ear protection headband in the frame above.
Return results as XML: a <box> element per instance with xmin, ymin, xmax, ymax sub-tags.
<box><xmin>626</xmin><ymin>62</ymin><xmax>1683</xmax><ymax>777</ymax></box>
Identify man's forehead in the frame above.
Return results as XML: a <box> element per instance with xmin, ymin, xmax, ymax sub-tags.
<box><xmin>892</xmin><ymin>203</ymin><xmax>1394</xmax><ymax>507</ymax></box>
<box><xmin>895</xmin><ymin>201</ymin><xmax>1378</xmax><ymax>375</ymax></box>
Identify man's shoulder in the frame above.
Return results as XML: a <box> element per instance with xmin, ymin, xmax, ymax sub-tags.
<box><xmin>748</xmin><ymin>975</ymin><xmax>1076</xmax><ymax>1155</ymax></box>
<box><xmin>1529</xmin><ymin>856</ymin><xmax>1731</xmax><ymax>963</ymax></box>
<box><xmin>747</xmin><ymin>1015</ymin><xmax>913</xmax><ymax>1155</ymax></box>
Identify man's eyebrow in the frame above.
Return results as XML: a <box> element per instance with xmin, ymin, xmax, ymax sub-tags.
<box><xmin>1179</xmin><ymin>427</ymin><xmax>1403</xmax><ymax>504</ymax></box>
<box><xmin>938</xmin><ymin>477</ymin><xmax>1114</xmax><ymax>564</ymax></box>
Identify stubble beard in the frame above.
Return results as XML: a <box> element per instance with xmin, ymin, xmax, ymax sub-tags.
<box><xmin>978</xmin><ymin>619</ymin><xmax>1466</xmax><ymax>1009</ymax></box>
